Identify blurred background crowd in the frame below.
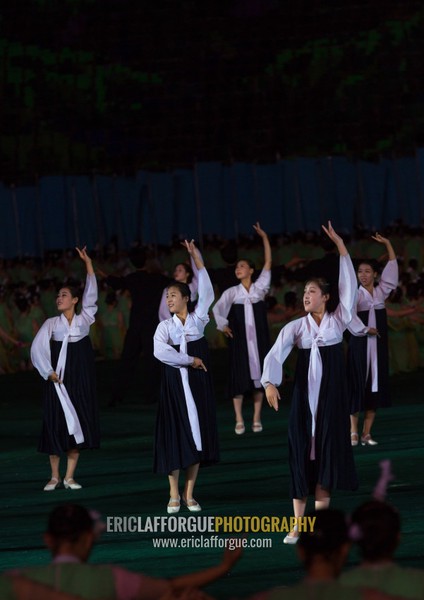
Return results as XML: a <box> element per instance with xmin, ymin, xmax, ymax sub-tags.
<box><xmin>1</xmin><ymin>221</ymin><xmax>422</xmax><ymax>379</ymax></box>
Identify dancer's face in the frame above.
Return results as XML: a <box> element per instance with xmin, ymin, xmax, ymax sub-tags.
<box><xmin>357</xmin><ymin>263</ymin><xmax>377</xmax><ymax>288</ymax></box>
<box><xmin>235</xmin><ymin>260</ymin><xmax>254</xmax><ymax>280</ymax></box>
<box><xmin>56</xmin><ymin>288</ymin><xmax>78</xmax><ymax>312</ymax></box>
<box><xmin>303</xmin><ymin>282</ymin><xmax>329</xmax><ymax>313</ymax></box>
<box><xmin>173</xmin><ymin>264</ymin><xmax>189</xmax><ymax>283</ymax></box>
<box><xmin>166</xmin><ymin>286</ymin><xmax>189</xmax><ymax>314</ymax></box>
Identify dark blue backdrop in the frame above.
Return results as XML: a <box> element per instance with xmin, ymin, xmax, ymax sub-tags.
<box><xmin>1</xmin><ymin>153</ymin><xmax>423</xmax><ymax>257</ymax></box>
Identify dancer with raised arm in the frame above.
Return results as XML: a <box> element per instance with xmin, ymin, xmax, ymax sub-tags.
<box><xmin>31</xmin><ymin>247</ymin><xmax>99</xmax><ymax>491</ymax></box>
<box><xmin>261</xmin><ymin>222</ymin><xmax>358</xmax><ymax>543</ymax></box>
<box><xmin>154</xmin><ymin>240</ymin><xmax>219</xmax><ymax>513</ymax></box>
<box><xmin>213</xmin><ymin>223</ymin><xmax>271</xmax><ymax>435</ymax></box>
<box><xmin>347</xmin><ymin>234</ymin><xmax>398</xmax><ymax>447</ymax></box>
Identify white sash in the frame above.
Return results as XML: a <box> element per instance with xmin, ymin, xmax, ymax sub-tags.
<box><xmin>176</xmin><ymin>318</ymin><xmax>202</xmax><ymax>451</ymax></box>
<box><xmin>365</xmin><ymin>300</ymin><xmax>379</xmax><ymax>392</ymax></box>
<box><xmin>53</xmin><ymin>319</ymin><xmax>84</xmax><ymax>444</ymax></box>
<box><xmin>307</xmin><ymin>313</ymin><xmax>331</xmax><ymax>460</ymax></box>
<box><xmin>241</xmin><ymin>290</ymin><xmax>261</xmax><ymax>382</ymax></box>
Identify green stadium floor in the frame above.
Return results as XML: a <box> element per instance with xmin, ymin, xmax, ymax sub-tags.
<box><xmin>1</xmin><ymin>350</ymin><xmax>423</xmax><ymax>599</ymax></box>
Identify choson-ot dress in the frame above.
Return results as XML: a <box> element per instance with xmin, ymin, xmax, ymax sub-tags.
<box><xmin>30</xmin><ymin>274</ymin><xmax>100</xmax><ymax>455</ymax></box>
<box><xmin>153</xmin><ymin>267</ymin><xmax>219</xmax><ymax>474</ymax></box>
<box><xmin>212</xmin><ymin>269</ymin><xmax>271</xmax><ymax>396</ymax></box>
<box><xmin>261</xmin><ymin>255</ymin><xmax>358</xmax><ymax>499</ymax></box>
<box><xmin>347</xmin><ymin>259</ymin><xmax>398</xmax><ymax>413</ymax></box>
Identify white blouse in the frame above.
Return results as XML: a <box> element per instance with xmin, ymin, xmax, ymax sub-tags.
<box><xmin>31</xmin><ymin>274</ymin><xmax>98</xmax><ymax>378</ymax></box>
<box><xmin>31</xmin><ymin>274</ymin><xmax>98</xmax><ymax>444</ymax></box>
<box><xmin>260</xmin><ymin>254</ymin><xmax>357</xmax><ymax>452</ymax></box>
<box><xmin>154</xmin><ymin>268</ymin><xmax>214</xmax><ymax>451</ymax></box>
<box><xmin>212</xmin><ymin>268</ymin><xmax>271</xmax><ymax>384</ymax></box>
<box><xmin>348</xmin><ymin>259</ymin><xmax>398</xmax><ymax>391</ymax></box>
<box><xmin>154</xmin><ymin>268</ymin><xmax>214</xmax><ymax>366</ymax></box>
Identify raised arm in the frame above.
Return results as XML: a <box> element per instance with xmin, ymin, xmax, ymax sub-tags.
<box><xmin>253</xmin><ymin>222</ymin><xmax>272</xmax><ymax>270</ymax></box>
<box><xmin>76</xmin><ymin>246</ymin><xmax>94</xmax><ymax>276</ymax></box>
<box><xmin>372</xmin><ymin>232</ymin><xmax>396</xmax><ymax>261</ymax></box>
<box><xmin>322</xmin><ymin>221</ymin><xmax>357</xmax><ymax>324</ymax></box>
<box><xmin>182</xmin><ymin>240</ymin><xmax>214</xmax><ymax>316</ymax></box>
<box><xmin>189</xmin><ymin>253</ymin><xmax>200</xmax><ymax>300</ymax></box>
<box><xmin>321</xmin><ymin>221</ymin><xmax>348</xmax><ymax>256</ymax></box>
<box><xmin>371</xmin><ymin>233</ymin><xmax>399</xmax><ymax>297</ymax></box>
<box><xmin>76</xmin><ymin>247</ymin><xmax>98</xmax><ymax>324</ymax></box>
<box><xmin>185</xmin><ymin>244</ymin><xmax>203</xmax><ymax>300</ymax></box>
<box><xmin>182</xmin><ymin>239</ymin><xmax>204</xmax><ymax>271</ymax></box>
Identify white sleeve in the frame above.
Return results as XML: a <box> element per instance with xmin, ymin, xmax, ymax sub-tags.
<box><xmin>254</xmin><ymin>268</ymin><xmax>272</xmax><ymax>294</ymax></box>
<box><xmin>153</xmin><ymin>322</ymin><xmax>193</xmax><ymax>368</ymax></box>
<box><xmin>194</xmin><ymin>268</ymin><xmax>215</xmax><ymax>320</ymax></box>
<box><xmin>189</xmin><ymin>252</ymin><xmax>201</xmax><ymax>300</ymax></box>
<box><xmin>260</xmin><ymin>320</ymin><xmax>298</xmax><ymax>388</ymax></box>
<box><xmin>347</xmin><ymin>313</ymin><xmax>369</xmax><ymax>336</ymax></box>
<box><xmin>80</xmin><ymin>273</ymin><xmax>98</xmax><ymax>325</ymax></box>
<box><xmin>212</xmin><ymin>287</ymin><xmax>237</xmax><ymax>331</ymax></box>
<box><xmin>379</xmin><ymin>259</ymin><xmax>399</xmax><ymax>298</ymax></box>
<box><xmin>158</xmin><ymin>288</ymin><xmax>170</xmax><ymax>322</ymax></box>
<box><xmin>30</xmin><ymin>319</ymin><xmax>55</xmax><ymax>380</ymax></box>
<box><xmin>334</xmin><ymin>254</ymin><xmax>358</xmax><ymax>327</ymax></box>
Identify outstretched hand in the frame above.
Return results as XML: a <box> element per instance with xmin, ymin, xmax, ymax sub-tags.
<box><xmin>371</xmin><ymin>232</ymin><xmax>390</xmax><ymax>245</ymax></box>
<box><xmin>76</xmin><ymin>246</ymin><xmax>94</xmax><ymax>275</ymax></box>
<box><xmin>182</xmin><ymin>239</ymin><xmax>205</xmax><ymax>270</ymax></box>
<box><xmin>321</xmin><ymin>221</ymin><xmax>347</xmax><ymax>255</ymax></box>
<box><xmin>321</xmin><ymin>221</ymin><xmax>342</xmax><ymax>245</ymax></box>
<box><xmin>76</xmin><ymin>246</ymin><xmax>91</xmax><ymax>263</ymax></box>
<box><xmin>181</xmin><ymin>239</ymin><xmax>198</xmax><ymax>257</ymax></box>
<box><xmin>371</xmin><ymin>232</ymin><xmax>396</xmax><ymax>261</ymax></box>
<box><xmin>252</xmin><ymin>222</ymin><xmax>268</xmax><ymax>238</ymax></box>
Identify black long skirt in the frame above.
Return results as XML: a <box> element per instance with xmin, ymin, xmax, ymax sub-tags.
<box><xmin>347</xmin><ymin>308</ymin><xmax>390</xmax><ymax>413</ymax></box>
<box><xmin>38</xmin><ymin>337</ymin><xmax>100</xmax><ymax>455</ymax></box>
<box><xmin>288</xmin><ymin>343</ymin><xmax>358</xmax><ymax>498</ymax></box>
<box><xmin>154</xmin><ymin>338</ymin><xmax>219</xmax><ymax>474</ymax></box>
<box><xmin>227</xmin><ymin>302</ymin><xmax>270</xmax><ymax>397</ymax></box>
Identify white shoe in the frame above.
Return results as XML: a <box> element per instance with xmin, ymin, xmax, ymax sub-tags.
<box><xmin>183</xmin><ymin>497</ymin><xmax>202</xmax><ymax>512</ymax></box>
<box><xmin>235</xmin><ymin>422</ymin><xmax>245</xmax><ymax>435</ymax></box>
<box><xmin>167</xmin><ymin>497</ymin><xmax>181</xmax><ymax>514</ymax></box>
<box><xmin>63</xmin><ymin>478</ymin><xmax>82</xmax><ymax>490</ymax></box>
<box><xmin>283</xmin><ymin>525</ymin><xmax>299</xmax><ymax>545</ymax></box>
<box><xmin>361</xmin><ymin>434</ymin><xmax>378</xmax><ymax>446</ymax></box>
<box><xmin>43</xmin><ymin>477</ymin><xmax>61</xmax><ymax>491</ymax></box>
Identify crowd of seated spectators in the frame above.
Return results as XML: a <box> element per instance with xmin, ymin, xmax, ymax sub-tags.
<box><xmin>2</xmin><ymin>486</ymin><xmax>424</xmax><ymax>599</ymax></box>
